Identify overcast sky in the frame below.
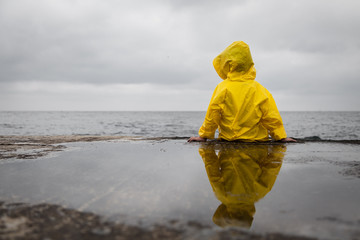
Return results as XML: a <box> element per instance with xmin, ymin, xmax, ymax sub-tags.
<box><xmin>1</xmin><ymin>0</ymin><xmax>359</xmax><ymax>111</ymax></box>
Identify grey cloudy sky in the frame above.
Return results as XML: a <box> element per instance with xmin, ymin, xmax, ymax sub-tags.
<box><xmin>1</xmin><ymin>0</ymin><xmax>359</xmax><ymax>111</ymax></box>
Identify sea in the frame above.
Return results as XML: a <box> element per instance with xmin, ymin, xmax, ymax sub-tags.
<box><xmin>0</xmin><ymin>111</ymin><xmax>359</xmax><ymax>140</ymax></box>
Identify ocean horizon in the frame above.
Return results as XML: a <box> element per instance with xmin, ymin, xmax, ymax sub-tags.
<box><xmin>1</xmin><ymin>111</ymin><xmax>359</xmax><ymax>140</ymax></box>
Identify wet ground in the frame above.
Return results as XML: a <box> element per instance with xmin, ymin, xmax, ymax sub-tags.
<box><xmin>0</xmin><ymin>136</ymin><xmax>359</xmax><ymax>240</ymax></box>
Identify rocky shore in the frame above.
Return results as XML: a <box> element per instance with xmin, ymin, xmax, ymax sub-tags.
<box><xmin>0</xmin><ymin>201</ymin><xmax>317</xmax><ymax>240</ymax></box>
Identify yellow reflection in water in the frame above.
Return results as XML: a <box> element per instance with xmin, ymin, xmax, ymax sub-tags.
<box><xmin>199</xmin><ymin>143</ymin><xmax>286</xmax><ymax>228</ymax></box>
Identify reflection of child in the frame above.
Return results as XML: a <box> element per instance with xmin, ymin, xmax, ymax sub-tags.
<box><xmin>199</xmin><ymin>144</ymin><xmax>286</xmax><ymax>228</ymax></box>
<box><xmin>189</xmin><ymin>41</ymin><xmax>295</xmax><ymax>142</ymax></box>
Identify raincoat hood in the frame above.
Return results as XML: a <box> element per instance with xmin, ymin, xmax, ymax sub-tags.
<box><xmin>212</xmin><ymin>204</ymin><xmax>254</xmax><ymax>228</ymax></box>
<box><xmin>213</xmin><ymin>41</ymin><xmax>256</xmax><ymax>81</ymax></box>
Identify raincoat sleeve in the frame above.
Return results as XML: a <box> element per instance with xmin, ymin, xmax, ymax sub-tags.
<box><xmin>199</xmin><ymin>147</ymin><xmax>222</xmax><ymax>182</ymax></box>
<box><xmin>199</xmin><ymin>85</ymin><xmax>226</xmax><ymax>139</ymax></box>
<box><xmin>198</xmin><ymin>147</ymin><xmax>226</xmax><ymax>199</ymax></box>
<box><xmin>260</xmin><ymin>91</ymin><xmax>287</xmax><ymax>141</ymax></box>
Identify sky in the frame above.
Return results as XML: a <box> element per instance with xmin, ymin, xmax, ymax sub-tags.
<box><xmin>0</xmin><ymin>0</ymin><xmax>359</xmax><ymax>111</ymax></box>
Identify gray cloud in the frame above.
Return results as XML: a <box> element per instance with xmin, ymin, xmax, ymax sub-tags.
<box><xmin>0</xmin><ymin>0</ymin><xmax>359</xmax><ymax>110</ymax></box>
<box><xmin>0</xmin><ymin>0</ymin><xmax>204</xmax><ymax>84</ymax></box>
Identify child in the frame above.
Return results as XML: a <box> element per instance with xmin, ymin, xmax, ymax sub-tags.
<box><xmin>188</xmin><ymin>41</ymin><xmax>295</xmax><ymax>142</ymax></box>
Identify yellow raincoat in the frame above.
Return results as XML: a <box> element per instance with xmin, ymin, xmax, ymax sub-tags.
<box><xmin>199</xmin><ymin>41</ymin><xmax>287</xmax><ymax>141</ymax></box>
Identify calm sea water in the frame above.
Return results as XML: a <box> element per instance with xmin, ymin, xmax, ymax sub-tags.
<box><xmin>0</xmin><ymin>111</ymin><xmax>359</xmax><ymax>140</ymax></box>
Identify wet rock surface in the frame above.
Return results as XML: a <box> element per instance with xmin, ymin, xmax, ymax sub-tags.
<box><xmin>0</xmin><ymin>136</ymin><xmax>137</xmax><ymax>160</ymax></box>
<box><xmin>1</xmin><ymin>136</ymin><xmax>360</xmax><ymax>240</ymax></box>
<box><xmin>335</xmin><ymin>161</ymin><xmax>360</xmax><ymax>178</ymax></box>
<box><xmin>0</xmin><ymin>202</ymin><xmax>317</xmax><ymax>240</ymax></box>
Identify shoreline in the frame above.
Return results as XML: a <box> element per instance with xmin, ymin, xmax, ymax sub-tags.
<box><xmin>1</xmin><ymin>135</ymin><xmax>359</xmax><ymax>161</ymax></box>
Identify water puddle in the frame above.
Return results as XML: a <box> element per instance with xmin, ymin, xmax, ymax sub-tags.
<box><xmin>0</xmin><ymin>140</ymin><xmax>359</xmax><ymax>239</ymax></box>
